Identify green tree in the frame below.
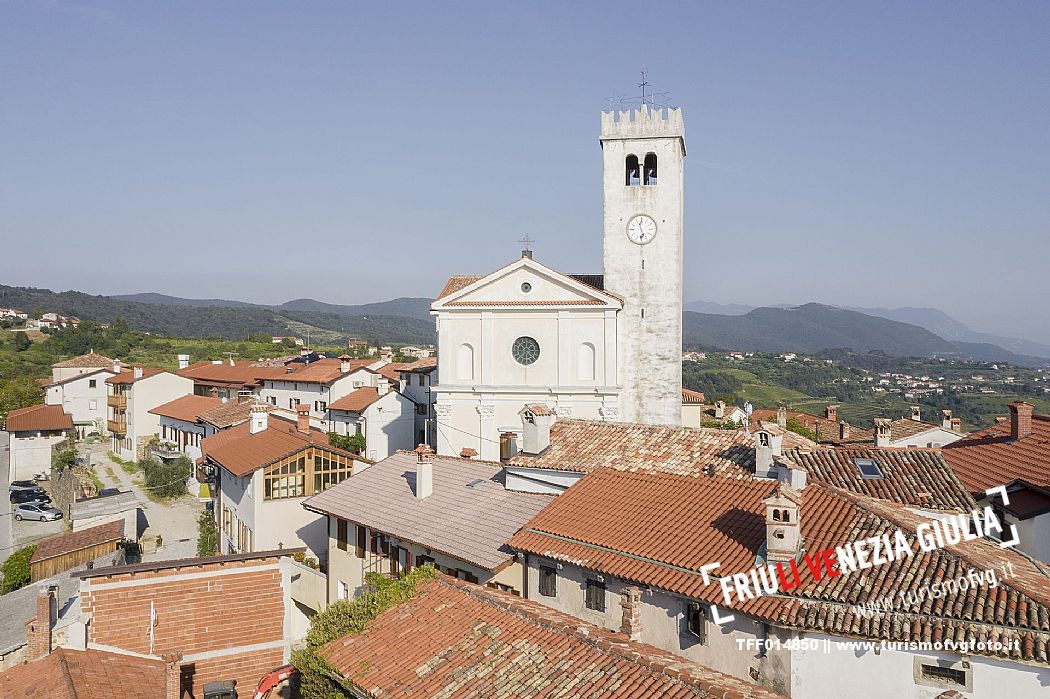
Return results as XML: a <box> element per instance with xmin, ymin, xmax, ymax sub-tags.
<box><xmin>1</xmin><ymin>545</ymin><xmax>37</xmax><ymax>594</ymax></box>
<box><xmin>328</xmin><ymin>432</ymin><xmax>365</xmax><ymax>454</ymax></box>
<box><xmin>0</xmin><ymin>376</ymin><xmax>43</xmax><ymax>423</ymax></box>
<box><xmin>292</xmin><ymin>566</ymin><xmax>436</xmax><ymax>698</ymax></box>
<box><xmin>197</xmin><ymin>510</ymin><xmax>218</xmax><ymax>556</ymax></box>
<box><xmin>12</xmin><ymin>331</ymin><xmax>31</xmax><ymax>352</ymax></box>
<box><xmin>140</xmin><ymin>456</ymin><xmax>192</xmax><ymax>499</ymax></box>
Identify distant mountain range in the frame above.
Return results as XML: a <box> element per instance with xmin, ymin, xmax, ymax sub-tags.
<box><xmin>686</xmin><ymin>300</ymin><xmax>1050</xmax><ymax>365</ymax></box>
<box><xmin>3</xmin><ymin>283</ymin><xmax>1048</xmax><ymax>366</ymax></box>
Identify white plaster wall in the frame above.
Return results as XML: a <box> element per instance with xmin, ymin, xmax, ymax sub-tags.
<box><xmin>601</xmin><ymin>108</ymin><xmax>684</xmax><ymax>426</ymax></box>
<box><xmin>45</xmin><ymin>372</ymin><xmax>111</xmax><ymax>431</ymax></box>
<box><xmin>504</xmin><ymin>466</ymin><xmax>583</xmax><ymax>494</ymax></box>
<box><xmin>890</xmin><ymin>427</ymin><xmax>964</xmax><ymax>448</ymax></box>
<box><xmin>249</xmin><ymin>473</ymin><xmax>328</xmax><ymax>562</ymax></box>
<box><xmin>158</xmin><ymin>416</ymin><xmax>205</xmax><ymax>460</ymax></box>
<box><xmin>791</xmin><ymin>632</ymin><xmax>1050</xmax><ymax>699</ymax></box>
<box><xmin>127</xmin><ymin>373</ymin><xmax>194</xmax><ymax>452</ymax></box>
<box><xmin>10</xmin><ymin>433</ymin><xmax>67</xmax><ymax>481</ymax></box>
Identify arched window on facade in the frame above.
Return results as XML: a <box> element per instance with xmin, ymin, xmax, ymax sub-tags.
<box><xmin>577</xmin><ymin>342</ymin><xmax>596</xmax><ymax>381</ymax></box>
<box><xmin>625</xmin><ymin>155</ymin><xmax>640</xmax><ymax>186</ymax></box>
<box><xmin>457</xmin><ymin>343</ymin><xmax>474</xmax><ymax>381</ymax></box>
<box><xmin>643</xmin><ymin>153</ymin><xmax>657</xmax><ymax>185</ymax></box>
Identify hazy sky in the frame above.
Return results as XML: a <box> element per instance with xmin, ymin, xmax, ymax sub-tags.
<box><xmin>2</xmin><ymin>2</ymin><xmax>1048</xmax><ymax>343</ymax></box>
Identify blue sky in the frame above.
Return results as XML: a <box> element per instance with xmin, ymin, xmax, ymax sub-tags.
<box><xmin>1</xmin><ymin>2</ymin><xmax>1048</xmax><ymax>342</ymax></box>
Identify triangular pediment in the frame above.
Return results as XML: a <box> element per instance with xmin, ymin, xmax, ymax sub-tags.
<box><xmin>432</xmin><ymin>257</ymin><xmax>622</xmax><ymax>310</ymax></box>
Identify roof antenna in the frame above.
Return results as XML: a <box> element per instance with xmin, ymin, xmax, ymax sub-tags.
<box><xmin>519</xmin><ymin>234</ymin><xmax>535</xmax><ymax>259</ymax></box>
<box><xmin>638</xmin><ymin>68</ymin><xmax>649</xmax><ymax>108</ymax></box>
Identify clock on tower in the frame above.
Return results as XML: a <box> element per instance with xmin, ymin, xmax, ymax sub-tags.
<box><xmin>600</xmin><ymin>105</ymin><xmax>685</xmax><ymax>425</ymax></box>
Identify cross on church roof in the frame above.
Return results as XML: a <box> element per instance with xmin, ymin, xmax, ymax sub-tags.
<box><xmin>518</xmin><ymin>234</ymin><xmax>535</xmax><ymax>258</ymax></box>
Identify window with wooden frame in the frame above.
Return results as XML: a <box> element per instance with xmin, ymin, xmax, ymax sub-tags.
<box><xmin>538</xmin><ymin>565</ymin><xmax>557</xmax><ymax>597</ymax></box>
<box><xmin>262</xmin><ymin>448</ymin><xmax>356</xmax><ymax>500</ymax></box>
<box><xmin>355</xmin><ymin>525</ymin><xmax>366</xmax><ymax>557</ymax></box>
<box><xmin>681</xmin><ymin>601</ymin><xmax>706</xmax><ymax>644</ymax></box>
<box><xmin>337</xmin><ymin>518</ymin><xmax>348</xmax><ymax>551</ymax></box>
<box><xmin>416</xmin><ymin>554</ymin><xmax>435</xmax><ymax>568</ymax></box>
<box><xmin>585</xmin><ymin>578</ymin><xmax>606</xmax><ymax>612</ymax></box>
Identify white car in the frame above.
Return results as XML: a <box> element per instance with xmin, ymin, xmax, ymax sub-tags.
<box><xmin>13</xmin><ymin>502</ymin><xmax>63</xmax><ymax>522</ymax></box>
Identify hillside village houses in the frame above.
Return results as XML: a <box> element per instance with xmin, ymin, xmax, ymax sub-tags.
<box><xmin>43</xmin><ymin>352</ymin><xmax>119</xmax><ymax>438</ymax></box>
<box><xmin>106</xmin><ymin>366</ymin><xmax>194</xmax><ymax>462</ymax></box>
<box><xmin>5</xmin><ymin>403</ymin><xmax>74</xmax><ymax>482</ymax></box>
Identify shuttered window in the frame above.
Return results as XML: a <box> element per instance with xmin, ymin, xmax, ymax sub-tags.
<box><xmin>337</xmin><ymin>519</ymin><xmax>348</xmax><ymax>551</ymax></box>
<box><xmin>585</xmin><ymin>579</ymin><xmax>606</xmax><ymax>612</ymax></box>
<box><xmin>539</xmin><ymin>565</ymin><xmax>557</xmax><ymax>597</ymax></box>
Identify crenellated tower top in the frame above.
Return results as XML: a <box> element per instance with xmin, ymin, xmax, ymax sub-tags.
<box><xmin>600</xmin><ymin>106</ymin><xmax>685</xmax><ymax>153</ymax></box>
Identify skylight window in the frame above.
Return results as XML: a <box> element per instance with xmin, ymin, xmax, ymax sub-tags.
<box><xmin>465</xmin><ymin>479</ymin><xmax>486</xmax><ymax>489</ymax></box>
<box><xmin>854</xmin><ymin>458</ymin><xmax>884</xmax><ymax>479</ymax></box>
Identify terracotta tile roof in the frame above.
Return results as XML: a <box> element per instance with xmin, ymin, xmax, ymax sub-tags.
<box><xmin>509</xmin><ymin>470</ymin><xmax>1050</xmax><ymax>663</ymax></box>
<box><xmin>375</xmin><ymin>364</ymin><xmax>403</xmax><ymax>382</ymax></box>
<box><xmin>749</xmin><ymin>408</ymin><xmax>876</xmax><ymax>445</ymax></box>
<box><xmin>51</xmin><ymin>352</ymin><xmax>116</xmax><ymax>369</ymax></box>
<box><xmin>5</xmin><ymin>403</ymin><xmax>73</xmax><ymax>432</ymax></box>
<box><xmin>30</xmin><ymin>520</ymin><xmax>125</xmax><ymax>566</ymax></box>
<box><xmin>320</xmin><ymin>575</ymin><xmax>786</xmax><ymax>699</ymax></box>
<box><xmin>328</xmin><ymin>387</ymin><xmax>384</xmax><ymax>413</ymax></box>
<box><xmin>197</xmin><ymin>399</ymin><xmax>276</xmax><ymax>429</ymax></box>
<box><xmin>395</xmin><ymin>357</ymin><xmax>437</xmax><ymax>373</ymax></box>
<box><xmin>682</xmin><ymin>388</ymin><xmax>706</xmax><ymax>403</ymax></box>
<box><xmin>943</xmin><ymin>414</ymin><xmax>1050</xmax><ymax>493</ymax></box>
<box><xmin>506</xmin><ymin>419</ymin><xmax>756</xmax><ymax>477</ymax></box>
<box><xmin>44</xmin><ymin>368</ymin><xmax>115</xmax><ymax>388</ymax></box>
<box><xmin>436</xmin><ymin>274</ymin><xmax>483</xmax><ymax>299</ymax></box>
<box><xmin>148</xmin><ymin>394</ymin><xmax>223</xmax><ymax>423</ymax></box>
<box><xmin>886</xmin><ymin>417</ymin><xmax>957</xmax><ymax>441</ymax></box>
<box><xmin>0</xmin><ymin>648</ymin><xmax>164</xmax><ymax>699</ymax></box>
<box><xmin>510</xmin><ymin>471</ymin><xmax>777</xmax><ymax>595</ymax></box>
<box><xmin>202</xmin><ymin>414</ymin><xmax>360</xmax><ymax>477</ymax></box>
<box><xmin>785</xmin><ymin>447</ymin><xmax>977</xmax><ymax>511</ymax></box>
<box><xmin>279</xmin><ymin>357</ymin><xmax>373</xmax><ymax>384</ymax></box>
<box><xmin>177</xmin><ymin>361</ymin><xmax>286</xmax><ymax>388</ymax></box>
<box><xmin>105</xmin><ymin>367</ymin><xmax>167</xmax><ymax>385</ymax></box>
<box><xmin>304</xmin><ymin>452</ymin><xmax>552</xmax><ymax>571</ymax></box>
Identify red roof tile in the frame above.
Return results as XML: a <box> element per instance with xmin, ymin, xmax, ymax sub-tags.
<box><xmin>197</xmin><ymin>399</ymin><xmax>276</xmax><ymax>429</ymax></box>
<box><xmin>328</xmin><ymin>387</ymin><xmax>384</xmax><ymax>413</ymax></box>
<box><xmin>0</xmin><ymin>648</ymin><xmax>164</xmax><ymax>699</ymax></box>
<box><xmin>320</xmin><ymin>575</ymin><xmax>786</xmax><ymax>699</ymax></box>
<box><xmin>148</xmin><ymin>394</ymin><xmax>223</xmax><ymax>423</ymax></box>
<box><xmin>5</xmin><ymin>403</ymin><xmax>73</xmax><ymax>432</ymax></box>
<box><xmin>201</xmin><ymin>414</ymin><xmax>361</xmax><ymax>477</ymax></box>
<box><xmin>105</xmin><ymin>368</ymin><xmax>167</xmax><ymax>385</ymax></box>
<box><xmin>943</xmin><ymin>414</ymin><xmax>1050</xmax><ymax>493</ymax></box>
<box><xmin>51</xmin><ymin>352</ymin><xmax>116</xmax><ymax>369</ymax></box>
<box><xmin>682</xmin><ymin>388</ymin><xmax>706</xmax><ymax>403</ymax></box>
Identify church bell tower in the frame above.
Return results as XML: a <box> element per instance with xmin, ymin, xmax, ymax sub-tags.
<box><xmin>601</xmin><ymin>106</ymin><xmax>685</xmax><ymax>425</ymax></box>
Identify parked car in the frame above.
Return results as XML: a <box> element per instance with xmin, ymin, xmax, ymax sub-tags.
<box><xmin>99</xmin><ymin>488</ymin><xmax>121</xmax><ymax>497</ymax></box>
<box><xmin>8</xmin><ymin>480</ymin><xmax>39</xmax><ymax>492</ymax></box>
<box><xmin>13</xmin><ymin>503</ymin><xmax>63</xmax><ymax>522</ymax></box>
<box><xmin>10</xmin><ymin>489</ymin><xmax>51</xmax><ymax>505</ymax></box>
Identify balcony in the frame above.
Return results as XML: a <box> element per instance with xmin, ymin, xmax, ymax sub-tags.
<box><xmin>288</xmin><ymin>559</ymin><xmax>327</xmax><ymax>612</ymax></box>
<box><xmin>107</xmin><ymin>419</ymin><xmax>127</xmax><ymax>435</ymax></box>
<box><xmin>107</xmin><ymin>394</ymin><xmax>127</xmax><ymax>409</ymax></box>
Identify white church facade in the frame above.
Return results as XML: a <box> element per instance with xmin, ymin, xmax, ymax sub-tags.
<box><xmin>432</xmin><ymin>106</ymin><xmax>686</xmax><ymax>458</ymax></box>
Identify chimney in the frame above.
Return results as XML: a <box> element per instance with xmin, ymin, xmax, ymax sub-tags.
<box><xmin>228</xmin><ymin>357</ymin><xmax>235</xmax><ymax>367</ymax></box>
<box><xmin>714</xmin><ymin>400</ymin><xmax>726</xmax><ymax>419</ymax></box>
<box><xmin>459</xmin><ymin>447</ymin><xmax>478</xmax><ymax>459</ymax></box>
<box><xmin>250</xmin><ymin>404</ymin><xmax>268</xmax><ymax>434</ymax></box>
<box><xmin>839</xmin><ymin>421</ymin><xmax>851</xmax><ymax>441</ymax></box>
<box><xmin>376</xmin><ymin>378</ymin><xmax>390</xmax><ymax>396</ymax></box>
<box><xmin>209</xmin><ymin>387</ymin><xmax>219</xmax><ymax>399</ymax></box>
<box><xmin>339</xmin><ymin>354</ymin><xmax>352</xmax><ymax>374</ymax></box>
<box><xmin>296</xmin><ymin>403</ymin><xmax>311</xmax><ymax>434</ymax></box>
<box><xmin>619</xmin><ymin>585</ymin><xmax>643</xmax><ymax>640</ymax></box>
<box><xmin>162</xmin><ymin>651</ymin><xmax>183</xmax><ymax>699</ymax></box>
<box><xmin>874</xmin><ymin>418</ymin><xmax>892</xmax><ymax>448</ymax></box>
<box><xmin>1009</xmin><ymin>402</ymin><xmax>1034</xmax><ymax>440</ymax></box>
<box><xmin>519</xmin><ymin>405</ymin><xmax>555</xmax><ymax>455</ymax></box>
<box><xmin>415</xmin><ymin>444</ymin><xmax>434</xmax><ymax>499</ymax></box>
<box><xmin>522</xmin><ymin>248</ymin><xmax>533</xmax><ymax>259</ymax></box>
<box><xmin>133</xmin><ymin>366</ymin><xmax>143</xmax><ymax>380</ymax></box>
<box><xmin>941</xmin><ymin>410</ymin><xmax>953</xmax><ymax>430</ymax></box>
<box><xmin>910</xmin><ymin>406</ymin><xmax>922</xmax><ymax>422</ymax></box>
<box><xmin>763</xmin><ymin>488</ymin><xmax>801</xmax><ymax>563</ymax></box>
<box><xmin>777</xmin><ymin>464</ymin><xmax>808</xmax><ymax>490</ymax></box>
<box><xmin>24</xmin><ymin>585</ymin><xmax>55</xmax><ymax>662</ymax></box>
<box><xmin>113</xmin><ymin>361</ymin><xmax>121</xmax><ymax>374</ymax></box>
<box><xmin>824</xmin><ymin>404</ymin><xmax>838</xmax><ymax>422</ymax></box>
<box><xmin>177</xmin><ymin>354</ymin><xmax>190</xmax><ymax>370</ymax></box>
<box><xmin>776</xmin><ymin>406</ymin><xmax>787</xmax><ymax>429</ymax></box>
<box><xmin>950</xmin><ymin>417</ymin><xmax>962</xmax><ymax>432</ymax></box>
<box><xmin>754</xmin><ymin>423</ymin><xmax>784</xmax><ymax>479</ymax></box>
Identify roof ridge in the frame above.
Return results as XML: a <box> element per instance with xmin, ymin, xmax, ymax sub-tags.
<box><xmin>433</xmin><ymin>576</ymin><xmax>775</xmax><ymax>697</ymax></box>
